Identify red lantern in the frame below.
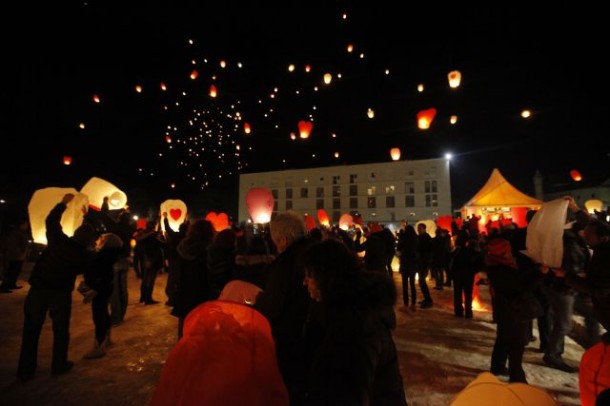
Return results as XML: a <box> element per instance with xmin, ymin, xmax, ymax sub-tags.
<box><xmin>209</xmin><ymin>84</ymin><xmax>218</xmax><ymax>98</ymax></box>
<box><xmin>317</xmin><ymin>209</ymin><xmax>330</xmax><ymax>227</ymax></box>
<box><xmin>244</xmin><ymin>122</ymin><xmax>251</xmax><ymax>134</ymax></box>
<box><xmin>190</xmin><ymin>69</ymin><xmax>198</xmax><ymax>80</ymax></box>
<box><xmin>304</xmin><ymin>214</ymin><xmax>317</xmax><ymax>232</ymax></box>
<box><xmin>436</xmin><ymin>215</ymin><xmax>453</xmax><ymax>232</ymax></box>
<box><xmin>205</xmin><ymin>211</ymin><xmax>230</xmax><ymax>232</ymax></box>
<box><xmin>298</xmin><ymin>121</ymin><xmax>313</xmax><ymax>139</ymax></box>
<box><xmin>136</xmin><ymin>218</ymin><xmax>148</xmax><ymax>230</ymax></box>
<box><xmin>570</xmin><ymin>169</ymin><xmax>582</xmax><ymax>181</ymax></box>
<box><xmin>417</xmin><ymin>108</ymin><xmax>437</xmax><ymax>130</ymax></box>
<box><xmin>92</xmin><ymin>94</ymin><xmax>100</xmax><ymax>104</ymax></box>
<box><xmin>63</xmin><ymin>156</ymin><xmax>72</xmax><ymax>166</ymax></box>
<box><xmin>390</xmin><ymin>148</ymin><xmax>401</xmax><ymax>161</ymax></box>
<box><xmin>339</xmin><ymin>214</ymin><xmax>353</xmax><ymax>230</ymax></box>
<box><xmin>246</xmin><ymin>188</ymin><xmax>274</xmax><ymax>224</ymax></box>
<box><xmin>160</xmin><ymin>82</ymin><xmax>167</xmax><ymax>91</ymax></box>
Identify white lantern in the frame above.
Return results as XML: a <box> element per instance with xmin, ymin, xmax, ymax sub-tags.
<box><xmin>81</xmin><ymin>177</ymin><xmax>127</xmax><ymax>211</ymax></box>
<box><xmin>160</xmin><ymin>199</ymin><xmax>188</xmax><ymax>232</ymax></box>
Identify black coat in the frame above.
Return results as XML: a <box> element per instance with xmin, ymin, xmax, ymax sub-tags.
<box><xmin>84</xmin><ymin>247</ymin><xmax>122</xmax><ymax>296</ymax></box>
<box><xmin>171</xmin><ymin>237</ymin><xmax>211</xmax><ymax>318</ymax></box>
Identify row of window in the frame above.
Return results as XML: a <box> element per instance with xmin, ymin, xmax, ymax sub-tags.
<box><xmin>278</xmin><ymin>181</ymin><xmax>438</xmax><ymax>199</ymax></box>
<box><xmin>283</xmin><ymin>194</ymin><xmax>439</xmax><ymax>210</ymax></box>
<box><xmin>282</xmin><ymin>168</ymin><xmax>439</xmax><ymax>187</ymax></box>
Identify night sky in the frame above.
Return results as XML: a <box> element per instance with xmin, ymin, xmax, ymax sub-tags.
<box><xmin>2</xmin><ymin>3</ymin><xmax>609</xmax><ymax>224</ymax></box>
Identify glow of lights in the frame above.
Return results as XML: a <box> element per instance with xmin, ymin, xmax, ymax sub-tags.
<box><xmin>359</xmin><ymin>53</ymin><xmax>364</xmax><ymax>59</ymax></box>
<box><xmin>313</xmin><ymin>86</ymin><xmax>319</xmax><ymax>92</ymax></box>
<box><xmin>445</xmin><ymin>153</ymin><xmax>453</xmax><ymax>160</ymax></box>
<box><xmin>521</xmin><ymin>110</ymin><xmax>532</xmax><ymax>118</ymax></box>
<box><xmin>385</xmin><ymin>69</ymin><xmax>390</xmax><ymax>75</ymax></box>
<box><xmin>160</xmin><ymin>82</ymin><xmax>167</xmax><ymax>91</ymax></box>
<box><xmin>135</xmin><ymin>85</ymin><xmax>142</xmax><ymax>93</ymax></box>
<box><xmin>584</xmin><ymin>199</ymin><xmax>603</xmax><ymax>213</ymax></box>
<box><xmin>63</xmin><ymin>156</ymin><xmax>72</xmax><ymax>166</ymax></box>
<box><xmin>331</xmin><ymin>133</ymin><xmax>337</xmax><ymax>138</ymax></box>
<box><xmin>274</xmin><ymin>87</ymin><xmax>279</xmax><ymax>93</ymax></box>
<box><xmin>79</xmin><ymin>123</ymin><xmax>85</xmax><ymax>129</ymax></box>
<box><xmin>171</xmin><ymin>183</ymin><xmax>176</xmax><ymax>189</ymax></box>
<box><xmin>347</xmin><ymin>44</ymin><xmax>354</xmax><ymax>53</ymax></box>
<box><xmin>305</xmin><ymin>65</ymin><xmax>311</xmax><ymax>73</ymax></box>
<box><xmin>288</xmin><ymin>64</ymin><xmax>295</xmax><ymax>72</ymax></box>
<box><xmin>570</xmin><ymin>169</ymin><xmax>582</xmax><ymax>182</ymax></box>
<box><xmin>93</xmin><ymin>94</ymin><xmax>100</xmax><ymax>103</ymax></box>
<box><xmin>298</xmin><ymin>120</ymin><xmax>313</xmax><ymax>139</ymax></box>
<box><xmin>447</xmin><ymin>70</ymin><xmax>462</xmax><ymax>88</ymax></box>
<box><xmin>323</xmin><ymin>73</ymin><xmax>332</xmax><ymax>84</ymax></box>
<box><xmin>337</xmin><ymin>73</ymin><xmax>342</xmax><ymax>78</ymax></box>
<box><xmin>417</xmin><ymin>84</ymin><xmax>424</xmax><ymax>92</ymax></box>
<box><xmin>209</xmin><ymin>84</ymin><xmax>218</xmax><ymax>98</ymax></box>
<box><xmin>220</xmin><ymin>60</ymin><xmax>226</xmax><ymax>68</ymax></box>
<box><xmin>342</xmin><ymin>13</ymin><xmax>347</xmax><ymax>20</ymax></box>
<box><xmin>334</xmin><ymin>152</ymin><xmax>340</xmax><ymax>158</ymax></box>
<box><xmin>390</xmin><ymin>148</ymin><xmax>401</xmax><ymax>161</ymax></box>
<box><xmin>290</xmin><ymin>133</ymin><xmax>296</xmax><ymax>140</ymax></box>
<box><xmin>367</xmin><ymin>108</ymin><xmax>375</xmax><ymax>119</ymax></box>
<box><xmin>417</xmin><ymin>108</ymin><xmax>437</xmax><ymax>130</ymax></box>
<box><xmin>188</xmin><ymin>39</ymin><xmax>194</xmax><ymax>45</ymax></box>
<box><xmin>450</xmin><ymin>115</ymin><xmax>458</xmax><ymax>124</ymax></box>
<box><xmin>237</xmin><ymin>62</ymin><xmax>243</xmax><ymax>68</ymax></box>
<box><xmin>244</xmin><ymin>122</ymin><xmax>251</xmax><ymax>134</ymax></box>
<box><xmin>190</xmin><ymin>70</ymin><xmax>199</xmax><ymax>80</ymax></box>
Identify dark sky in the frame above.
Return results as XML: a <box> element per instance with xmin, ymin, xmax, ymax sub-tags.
<box><xmin>2</xmin><ymin>3</ymin><xmax>609</xmax><ymax>223</ymax></box>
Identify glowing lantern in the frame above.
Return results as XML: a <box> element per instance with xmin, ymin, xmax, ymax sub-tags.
<box><xmin>334</xmin><ymin>152</ymin><xmax>340</xmax><ymax>158</ymax></box>
<box><xmin>28</xmin><ymin>187</ymin><xmax>89</xmax><ymax>245</ymax></box>
<box><xmin>246</xmin><ymin>187</ymin><xmax>274</xmax><ymax>224</ymax></box>
<box><xmin>205</xmin><ymin>211</ymin><xmax>230</xmax><ymax>232</ymax></box>
<box><xmin>448</xmin><ymin>70</ymin><xmax>461</xmax><ymax>88</ymax></box>
<box><xmin>160</xmin><ymin>82</ymin><xmax>167</xmax><ymax>91</ymax></box>
<box><xmin>415</xmin><ymin>219</ymin><xmax>436</xmax><ymax>237</ymax></box>
<box><xmin>135</xmin><ymin>85</ymin><xmax>142</xmax><ymax>93</ymax></box>
<box><xmin>436</xmin><ymin>215</ymin><xmax>453</xmax><ymax>232</ymax></box>
<box><xmin>417</xmin><ymin>84</ymin><xmax>424</xmax><ymax>92</ymax></box>
<box><xmin>190</xmin><ymin>70</ymin><xmax>198</xmax><ymax>80</ymax></box>
<box><xmin>417</xmin><ymin>108</ymin><xmax>437</xmax><ymax>130</ymax></box>
<box><xmin>304</xmin><ymin>214</ymin><xmax>317</xmax><ymax>232</ymax></box>
<box><xmin>323</xmin><ymin>73</ymin><xmax>332</xmax><ymax>84</ymax></box>
<box><xmin>390</xmin><ymin>148</ymin><xmax>401</xmax><ymax>161</ymax></box>
<box><xmin>521</xmin><ymin>110</ymin><xmax>532</xmax><ymax>118</ymax></box>
<box><xmin>570</xmin><ymin>169</ymin><xmax>582</xmax><ymax>181</ymax></box>
<box><xmin>81</xmin><ymin>176</ymin><xmax>127</xmax><ymax>211</ymax></box>
<box><xmin>220</xmin><ymin>60</ymin><xmax>227</xmax><ymax>68</ymax></box>
<box><xmin>209</xmin><ymin>85</ymin><xmax>218</xmax><ymax>98</ymax></box>
<box><xmin>290</xmin><ymin>132</ymin><xmax>296</xmax><ymax>140</ymax></box>
<box><xmin>79</xmin><ymin>122</ymin><xmax>85</xmax><ymax>129</ymax></box>
<box><xmin>339</xmin><ymin>214</ymin><xmax>353</xmax><ymax>230</ymax></box>
<box><xmin>347</xmin><ymin>44</ymin><xmax>354</xmax><ymax>53</ymax></box>
<box><xmin>367</xmin><ymin>108</ymin><xmax>375</xmax><ymax>119</ymax></box>
<box><xmin>165</xmin><ymin>135</ymin><xmax>172</xmax><ymax>143</ymax></box>
<box><xmin>298</xmin><ymin>120</ymin><xmax>313</xmax><ymax>139</ymax></box>
<box><xmin>288</xmin><ymin>64</ymin><xmax>295</xmax><ymax>72</ymax></box>
<box><xmin>450</xmin><ymin>115</ymin><xmax>458</xmax><ymax>124</ymax></box>
<box><xmin>93</xmin><ymin>94</ymin><xmax>100</xmax><ymax>103</ymax></box>
<box><xmin>317</xmin><ymin>209</ymin><xmax>330</xmax><ymax>227</ymax></box>
<box><xmin>244</xmin><ymin>122</ymin><xmax>251</xmax><ymax>134</ymax></box>
<box><xmin>305</xmin><ymin>65</ymin><xmax>311</xmax><ymax>73</ymax></box>
<box><xmin>160</xmin><ymin>199</ymin><xmax>188</xmax><ymax>232</ymax></box>
<box><xmin>63</xmin><ymin>156</ymin><xmax>72</xmax><ymax>166</ymax></box>
<box><xmin>584</xmin><ymin>199</ymin><xmax>604</xmax><ymax>214</ymax></box>
<box><xmin>136</xmin><ymin>218</ymin><xmax>148</xmax><ymax>230</ymax></box>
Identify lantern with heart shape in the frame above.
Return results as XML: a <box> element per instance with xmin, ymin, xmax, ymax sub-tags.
<box><xmin>205</xmin><ymin>211</ymin><xmax>230</xmax><ymax>232</ymax></box>
<box><xmin>160</xmin><ymin>199</ymin><xmax>188</xmax><ymax>232</ymax></box>
<box><xmin>28</xmin><ymin>187</ymin><xmax>89</xmax><ymax>245</ymax></box>
<box><xmin>246</xmin><ymin>188</ymin><xmax>275</xmax><ymax>224</ymax></box>
<box><xmin>298</xmin><ymin>120</ymin><xmax>313</xmax><ymax>139</ymax></box>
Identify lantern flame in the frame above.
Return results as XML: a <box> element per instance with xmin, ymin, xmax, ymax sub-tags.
<box><xmin>390</xmin><ymin>148</ymin><xmax>401</xmax><ymax>161</ymax></box>
<box><xmin>417</xmin><ymin>108</ymin><xmax>437</xmax><ymax>130</ymax></box>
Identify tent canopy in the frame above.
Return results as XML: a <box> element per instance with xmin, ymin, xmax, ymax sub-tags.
<box><xmin>462</xmin><ymin>168</ymin><xmax>543</xmax><ymax>209</ymax></box>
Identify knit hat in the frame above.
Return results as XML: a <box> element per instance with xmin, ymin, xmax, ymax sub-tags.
<box><xmin>485</xmin><ymin>238</ymin><xmax>517</xmax><ymax>269</ymax></box>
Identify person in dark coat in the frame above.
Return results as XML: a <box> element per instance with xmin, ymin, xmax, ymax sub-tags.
<box><xmin>162</xmin><ymin>212</ymin><xmax>189</xmax><ymax>306</ymax></box>
<box><xmin>354</xmin><ymin>225</ymin><xmax>389</xmax><ymax>274</ymax></box>
<box><xmin>301</xmin><ymin>239</ymin><xmax>408</xmax><ymax>406</ymax></box>
<box><xmin>233</xmin><ymin>235</ymin><xmax>275</xmax><ymax>289</ymax></box>
<box><xmin>17</xmin><ymin>193</ymin><xmax>98</xmax><ymax>381</ymax></box>
<box><xmin>170</xmin><ymin>218</ymin><xmax>215</xmax><ymax>340</ymax></box>
<box><xmin>207</xmin><ymin>228</ymin><xmax>237</xmax><ymax>299</ymax></box>
<box><xmin>396</xmin><ymin>224</ymin><xmax>419</xmax><ymax>308</ymax></box>
<box><xmin>135</xmin><ymin>220</ymin><xmax>165</xmax><ymax>305</ymax></box>
<box><xmin>451</xmin><ymin>230</ymin><xmax>484</xmax><ymax>318</ymax></box>
<box><xmin>416</xmin><ymin>223</ymin><xmax>433</xmax><ymax>308</ymax></box>
<box><xmin>253</xmin><ymin>211</ymin><xmax>315</xmax><ymax>405</ymax></box>
<box><xmin>82</xmin><ymin>233</ymin><xmax>123</xmax><ymax>359</ymax></box>
<box><xmin>0</xmin><ymin>218</ymin><xmax>30</xmax><ymax>292</ymax></box>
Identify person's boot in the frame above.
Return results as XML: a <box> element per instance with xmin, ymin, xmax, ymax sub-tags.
<box><xmin>83</xmin><ymin>337</ymin><xmax>107</xmax><ymax>359</ymax></box>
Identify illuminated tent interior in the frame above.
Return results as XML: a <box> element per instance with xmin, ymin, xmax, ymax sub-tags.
<box><xmin>461</xmin><ymin>168</ymin><xmax>543</xmax><ymax>232</ymax></box>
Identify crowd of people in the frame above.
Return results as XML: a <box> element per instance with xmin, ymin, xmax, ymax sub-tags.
<box><xmin>1</xmin><ymin>194</ymin><xmax>609</xmax><ymax>405</ymax></box>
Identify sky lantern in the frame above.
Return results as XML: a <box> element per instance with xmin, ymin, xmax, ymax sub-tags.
<box><xmin>570</xmin><ymin>169</ymin><xmax>582</xmax><ymax>181</ymax></box>
<box><xmin>244</xmin><ymin>122</ymin><xmax>251</xmax><ymax>134</ymax></box>
<box><xmin>209</xmin><ymin>84</ymin><xmax>218</xmax><ymax>98</ymax></box>
<box><xmin>190</xmin><ymin>69</ymin><xmax>198</xmax><ymax>80</ymax></box>
<box><xmin>305</xmin><ymin>65</ymin><xmax>311</xmax><ymax>73</ymax></box>
<box><xmin>160</xmin><ymin>199</ymin><xmax>188</xmax><ymax>232</ymax></box>
<box><xmin>448</xmin><ymin>70</ymin><xmax>462</xmax><ymax>88</ymax></box>
<box><xmin>288</xmin><ymin>64</ymin><xmax>295</xmax><ymax>72</ymax></box>
<box><xmin>304</xmin><ymin>214</ymin><xmax>317</xmax><ymax>232</ymax></box>
<box><xmin>165</xmin><ymin>135</ymin><xmax>172</xmax><ymax>143</ymax></box>
<box><xmin>290</xmin><ymin>132</ymin><xmax>297</xmax><ymax>140</ymax></box>
<box><xmin>63</xmin><ymin>155</ymin><xmax>72</xmax><ymax>166</ymax></box>
<box><xmin>347</xmin><ymin>44</ymin><xmax>354</xmax><ymax>53</ymax></box>
<box><xmin>339</xmin><ymin>213</ymin><xmax>353</xmax><ymax>230</ymax></box>
<box><xmin>323</xmin><ymin>73</ymin><xmax>332</xmax><ymax>84</ymax></box>
<box><xmin>246</xmin><ymin>187</ymin><xmax>275</xmax><ymax>224</ymax></box>
<box><xmin>205</xmin><ymin>211</ymin><xmax>230</xmax><ymax>232</ymax></box>
<box><xmin>521</xmin><ymin>109</ymin><xmax>532</xmax><ymax>118</ymax></box>
<box><xmin>317</xmin><ymin>209</ymin><xmax>330</xmax><ymax>227</ymax></box>
<box><xmin>28</xmin><ymin>187</ymin><xmax>89</xmax><ymax>245</ymax></box>
<box><xmin>390</xmin><ymin>148</ymin><xmax>401</xmax><ymax>161</ymax></box>
<box><xmin>81</xmin><ymin>176</ymin><xmax>127</xmax><ymax>211</ymax></box>
<box><xmin>220</xmin><ymin>60</ymin><xmax>227</xmax><ymax>68</ymax></box>
<box><xmin>417</xmin><ymin>84</ymin><xmax>424</xmax><ymax>93</ymax></box>
<box><xmin>135</xmin><ymin>85</ymin><xmax>143</xmax><ymax>93</ymax></box>
<box><xmin>298</xmin><ymin>120</ymin><xmax>313</xmax><ymax>139</ymax></box>
<box><xmin>93</xmin><ymin>94</ymin><xmax>101</xmax><ymax>103</ymax></box>
<box><xmin>584</xmin><ymin>199</ymin><xmax>604</xmax><ymax>213</ymax></box>
<box><xmin>417</xmin><ymin>108</ymin><xmax>437</xmax><ymax>130</ymax></box>
<box><xmin>367</xmin><ymin>108</ymin><xmax>375</xmax><ymax>119</ymax></box>
<box><xmin>334</xmin><ymin>152</ymin><xmax>340</xmax><ymax>158</ymax></box>
<box><xmin>450</xmin><ymin>115</ymin><xmax>458</xmax><ymax>124</ymax></box>
<box><xmin>160</xmin><ymin>82</ymin><xmax>167</xmax><ymax>91</ymax></box>
<box><xmin>78</xmin><ymin>122</ymin><xmax>85</xmax><ymax>129</ymax></box>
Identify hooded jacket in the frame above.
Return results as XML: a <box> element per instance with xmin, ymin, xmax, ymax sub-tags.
<box><xmin>171</xmin><ymin>236</ymin><xmax>211</xmax><ymax>318</ymax></box>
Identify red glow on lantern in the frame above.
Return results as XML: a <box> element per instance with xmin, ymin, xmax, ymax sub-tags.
<box><xmin>417</xmin><ymin>108</ymin><xmax>437</xmax><ymax>130</ymax></box>
<box><xmin>317</xmin><ymin>209</ymin><xmax>330</xmax><ymax>227</ymax></box>
<box><xmin>570</xmin><ymin>169</ymin><xmax>582</xmax><ymax>181</ymax></box>
<box><xmin>209</xmin><ymin>84</ymin><xmax>218</xmax><ymax>98</ymax></box>
<box><xmin>246</xmin><ymin>188</ymin><xmax>275</xmax><ymax>224</ymax></box>
<box><xmin>205</xmin><ymin>211</ymin><xmax>230</xmax><ymax>232</ymax></box>
<box><xmin>244</xmin><ymin>122</ymin><xmax>251</xmax><ymax>134</ymax></box>
<box><xmin>390</xmin><ymin>147</ymin><xmax>401</xmax><ymax>161</ymax></box>
<box><xmin>93</xmin><ymin>94</ymin><xmax>100</xmax><ymax>103</ymax></box>
<box><xmin>190</xmin><ymin>70</ymin><xmax>199</xmax><ymax>80</ymax></box>
<box><xmin>298</xmin><ymin>120</ymin><xmax>313</xmax><ymax>139</ymax></box>
<box><xmin>304</xmin><ymin>215</ymin><xmax>317</xmax><ymax>232</ymax></box>
<box><xmin>63</xmin><ymin>156</ymin><xmax>72</xmax><ymax>166</ymax></box>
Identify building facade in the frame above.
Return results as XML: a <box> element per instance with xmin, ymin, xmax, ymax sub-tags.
<box><xmin>238</xmin><ymin>157</ymin><xmax>452</xmax><ymax>227</ymax></box>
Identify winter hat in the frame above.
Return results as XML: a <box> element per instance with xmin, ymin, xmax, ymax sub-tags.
<box><xmin>485</xmin><ymin>238</ymin><xmax>517</xmax><ymax>269</ymax></box>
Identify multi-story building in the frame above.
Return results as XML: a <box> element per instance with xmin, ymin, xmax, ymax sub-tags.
<box><xmin>238</xmin><ymin>157</ymin><xmax>452</xmax><ymax>227</ymax></box>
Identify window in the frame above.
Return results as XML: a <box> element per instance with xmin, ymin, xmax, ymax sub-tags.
<box><xmin>369</xmin><ymin>172</ymin><xmax>376</xmax><ymax>180</ymax></box>
<box><xmin>332</xmin><ymin>186</ymin><xmax>341</xmax><ymax>197</ymax></box>
<box><xmin>425</xmin><ymin>182</ymin><xmax>437</xmax><ymax>206</ymax></box>
<box><xmin>367</xmin><ymin>197</ymin><xmax>376</xmax><ymax>208</ymax></box>
<box><xmin>385</xmin><ymin>185</ymin><xmax>395</xmax><ymax>194</ymax></box>
<box><xmin>316</xmin><ymin>199</ymin><xmax>324</xmax><ymax>209</ymax></box>
<box><xmin>285</xmin><ymin>188</ymin><xmax>293</xmax><ymax>199</ymax></box>
<box><xmin>332</xmin><ymin>175</ymin><xmax>341</xmax><ymax>185</ymax></box>
<box><xmin>404</xmin><ymin>182</ymin><xmax>414</xmax><ymax>194</ymax></box>
<box><xmin>431</xmin><ymin>180</ymin><xmax>437</xmax><ymax>193</ymax></box>
<box><xmin>431</xmin><ymin>194</ymin><xmax>438</xmax><ymax>207</ymax></box>
<box><xmin>300</xmin><ymin>187</ymin><xmax>308</xmax><ymax>198</ymax></box>
<box><xmin>332</xmin><ymin>211</ymin><xmax>340</xmax><ymax>222</ymax></box>
<box><xmin>425</xmin><ymin>181</ymin><xmax>431</xmax><ymax>194</ymax></box>
<box><xmin>316</xmin><ymin>187</ymin><xmax>324</xmax><ymax>198</ymax></box>
<box><xmin>425</xmin><ymin>195</ymin><xmax>431</xmax><ymax>207</ymax></box>
<box><xmin>272</xmin><ymin>189</ymin><xmax>278</xmax><ymax>199</ymax></box>
<box><xmin>405</xmin><ymin>195</ymin><xmax>415</xmax><ymax>207</ymax></box>
<box><xmin>350</xmin><ymin>197</ymin><xmax>358</xmax><ymax>209</ymax></box>
<box><xmin>286</xmin><ymin>200</ymin><xmax>293</xmax><ymax>210</ymax></box>
<box><xmin>386</xmin><ymin>196</ymin><xmax>395</xmax><ymax>208</ymax></box>
<box><xmin>349</xmin><ymin>185</ymin><xmax>358</xmax><ymax>196</ymax></box>
<box><xmin>333</xmin><ymin>198</ymin><xmax>341</xmax><ymax>209</ymax></box>
<box><xmin>350</xmin><ymin>174</ymin><xmax>358</xmax><ymax>183</ymax></box>
<box><xmin>367</xmin><ymin>186</ymin><xmax>376</xmax><ymax>196</ymax></box>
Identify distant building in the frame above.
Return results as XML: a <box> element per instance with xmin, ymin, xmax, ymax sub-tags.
<box><xmin>536</xmin><ymin>171</ymin><xmax>609</xmax><ymax>214</ymax></box>
<box><xmin>238</xmin><ymin>157</ymin><xmax>452</xmax><ymax>227</ymax></box>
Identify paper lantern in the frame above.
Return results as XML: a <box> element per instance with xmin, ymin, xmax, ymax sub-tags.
<box><xmin>317</xmin><ymin>209</ymin><xmax>330</xmax><ymax>227</ymax></box>
<box><xmin>347</xmin><ymin>44</ymin><xmax>354</xmax><ymax>53</ymax></box>
<box><xmin>323</xmin><ymin>73</ymin><xmax>332</xmax><ymax>84</ymax></box>
<box><xmin>415</xmin><ymin>219</ymin><xmax>436</xmax><ymax>237</ymax></box>
<box><xmin>450</xmin><ymin>115</ymin><xmax>458</xmax><ymax>124</ymax></box>
<box><xmin>367</xmin><ymin>108</ymin><xmax>375</xmax><ymax>119</ymax></box>
<box><xmin>63</xmin><ymin>156</ymin><xmax>72</xmax><ymax>166</ymax></box>
<box><xmin>190</xmin><ymin>69</ymin><xmax>198</xmax><ymax>80</ymax></box>
<box><xmin>136</xmin><ymin>218</ymin><xmax>148</xmax><ymax>230</ymax></box>
<box><xmin>448</xmin><ymin>70</ymin><xmax>461</xmax><ymax>88</ymax></box>
<box><xmin>246</xmin><ymin>187</ymin><xmax>274</xmax><ymax>224</ymax></box>
<box><xmin>338</xmin><ymin>214</ymin><xmax>353</xmax><ymax>230</ymax></box>
<box><xmin>205</xmin><ymin>211</ymin><xmax>230</xmax><ymax>232</ymax></box>
<box><xmin>417</xmin><ymin>108</ymin><xmax>437</xmax><ymax>130</ymax></box>
<box><xmin>305</xmin><ymin>65</ymin><xmax>311</xmax><ymax>73</ymax></box>
<box><xmin>288</xmin><ymin>64</ymin><xmax>295</xmax><ymax>72</ymax></box>
<box><xmin>304</xmin><ymin>214</ymin><xmax>317</xmax><ymax>232</ymax></box>
<box><xmin>92</xmin><ymin>94</ymin><xmax>101</xmax><ymax>103</ymax></box>
<box><xmin>81</xmin><ymin>177</ymin><xmax>127</xmax><ymax>211</ymax></box>
<box><xmin>28</xmin><ymin>187</ymin><xmax>89</xmax><ymax>245</ymax></box>
<box><xmin>160</xmin><ymin>82</ymin><xmax>167</xmax><ymax>91</ymax></box>
<box><xmin>244</xmin><ymin>122</ymin><xmax>251</xmax><ymax>134</ymax></box>
<box><xmin>298</xmin><ymin>120</ymin><xmax>313</xmax><ymax>139</ymax></box>
<box><xmin>417</xmin><ymin>84</ymin><xmax>424</xmax><ymax>92</ymax></box>
<box><xmin>524</xmin><ymin>198</ymin><xmax>568</xmax><ymax>268</ymax></box>
<box><xmin>584</xmin><ymin>199</ymin><xmax>604</xmax><ymax>214</ymax></box>
<box><xmin>570</xmin><ymin>169</ymin><xmax>582</xmax><ymax>181</ymax></box>
<box><xmin>390</xmin><ymin>148</ymin><xmax>401</xmax><ymax>161</ymax></box>
<box><xmin>135</xmin><ymin>85</ymin><xmax>142</xmax><ymax>93</ymax></box>
<box><xmin>160</xmin><ymin>199</ymin><xmax>188</xmax><ymax>232</ymax></box>
<box><xmin>436</xmin><ymin>215</ymin><xmax>453</xmax><ymax>232</ymax></box>
<box><xmin>219</xmin><ymin>60</ymin><xmax>226</xmax><ymax>68</ymax></box>
<box><xmin>209</xmin><ymin>84</ymin><xmax>218</xmax><ymax>98</ymax></box>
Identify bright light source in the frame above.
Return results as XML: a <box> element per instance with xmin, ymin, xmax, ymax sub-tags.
<box><xmin>445</xmin><ymin>153</ymin><xmax>453</xmax><ymax>160</ymax></box>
